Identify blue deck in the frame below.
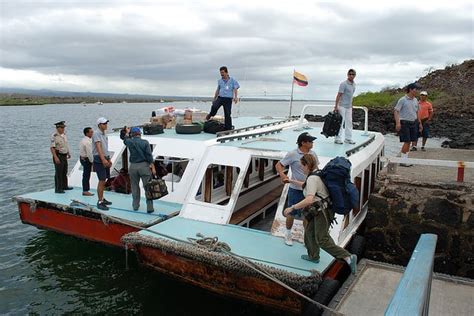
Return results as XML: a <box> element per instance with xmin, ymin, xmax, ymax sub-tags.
<box><xmin>140</xmin><ymin>216</ymin><xmax>335</xmax><ymax>276</ymax></box>
<box><xmin>16</xmin><ymin>188</ymin><xmax>182</xmax><ymax>226</ymax></box>
<box><xmin>221</xmin><ymin>126</ymin><xmax>373</xmax><ymax>157</ymax></box>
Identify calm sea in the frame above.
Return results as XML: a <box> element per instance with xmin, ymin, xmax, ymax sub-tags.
<box><xmin>0</xmin><ymin>101</ymin><xmax>445</xmax><ymax>315</ymax></box>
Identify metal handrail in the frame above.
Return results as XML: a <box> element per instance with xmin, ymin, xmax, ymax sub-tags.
<box><xmin>298</xmin><ymin>104</ymin><xmax>369</xmax><ymax>135</ymax></box>
<box><xmin>385</xmin><ymin>233</ymin><xmax>437</xmax><ymax>316</ymax></box>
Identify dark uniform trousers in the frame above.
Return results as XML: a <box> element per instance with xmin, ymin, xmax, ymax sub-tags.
<box><xmin>54</xmin><ymin>153</ymin><xmax>68</xmax><ymax>192</ymax></box>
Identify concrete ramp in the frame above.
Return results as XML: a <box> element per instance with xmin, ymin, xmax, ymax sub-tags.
<box><xmin>328</xmin><ymin>260</ymin><xmax>474</xmax><ymax>316</ymax></box>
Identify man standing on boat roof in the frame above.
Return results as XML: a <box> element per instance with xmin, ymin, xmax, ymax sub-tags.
<box><xmin>334</xmin><ymin>69</ymin><xmax>357</xmax><ymax>145</ymax></box>
<box><xmin>123</xmin><ymin>126</ymin><xmax>156</xmax><ymax>213</ymax></box>
<box><xmin>79</xmin><ymin>127</ymin><xmax>94</xmax><ymax>196</ymax></box>
<box><xmin>50</xmin><ymin>121</ymin><xmax>73</xmax><ymax>193</ymax></box>
<box><xmin>394</xmin><ymin>83</ymin><xmax>423</xmax><ymax>167</ymax></box>
<box><xmin>93</xmin><ymin>117</ymin><xmax>113</xmax><ymax>210</ymax></box>
<box><xmin>275</xmin><ymin>132</ymin><xmax>318</xmax><ymax>246</ymax></box>
<box><xmin>206</xmin><ymin>66</ymin><xmax>240</xmax><ymax>130</ymax></box>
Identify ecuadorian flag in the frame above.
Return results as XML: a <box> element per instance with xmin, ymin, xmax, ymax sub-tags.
<box><xmin>293</xmin><ymin>71</ymin><xmax>308</xmax><ymax>86</ymax></box>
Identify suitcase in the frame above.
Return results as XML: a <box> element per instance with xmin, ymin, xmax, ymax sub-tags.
<box><xmin>321</xmin><ymin>111</ymin><xmax>342</xmax><ymax>138</ymax></box>
<box><xmin>143</xmin><ymin>123</ymin><xmax>164</xmax><ymax>135</ymax></box>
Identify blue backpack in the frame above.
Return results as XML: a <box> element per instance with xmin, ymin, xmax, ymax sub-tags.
<box><xmin>309</xmin><ymin>157</ymin><xmax>359</xmax><ymax>215</ymax></box>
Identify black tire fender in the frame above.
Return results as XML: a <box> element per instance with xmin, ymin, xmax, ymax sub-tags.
<box><xmin>175</xmin><ymin>123</ymin><xmax>202</xmax><ymax>134</ymax></box>
<box><xmin>302</xmin><ymin>278</ymin><xmax>341</xmax><ymax>316</ymax></box>
<box><xmin>349</xmin><ymin>235</ymin><xmax>366</xmax><ymax>261</ymax></box>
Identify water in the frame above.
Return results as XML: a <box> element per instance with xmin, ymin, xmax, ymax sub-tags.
<box><xmin>0</xmin><ymin>101</ymin><xmax>446</xmax><ymax>315</ymax></box>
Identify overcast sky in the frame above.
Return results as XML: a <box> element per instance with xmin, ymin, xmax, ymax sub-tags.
<box><xmin>0</xmin><ymin>0</ymin><xmax>472</xmax><ymax>99</ymax></box>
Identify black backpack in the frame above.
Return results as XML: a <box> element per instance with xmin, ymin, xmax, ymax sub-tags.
<box><xmin>203</xmin><ymin>120</ymin><xmax>226</xmax><ymax>134</ymax></box>
<box><xmin>321</xmin><ymin>111</ymin><xmax>342</xmax><ymax>138</ymax></box>
<box><xmin>305</xmin><ymin>157</ymin><xmax>359</xmax><ymax>215</ymax></box>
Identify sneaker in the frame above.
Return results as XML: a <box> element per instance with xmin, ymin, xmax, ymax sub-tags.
<box><xmin>102</xmin><ymin>198</ymin><xmax>112</xmax><ymax>205</ymax></box>
<box><xmin>64</xmin><ymin>187</ymin><xmax>74</xmax><ymax>190</ymax></box>
<box><xmin>349</xmin><ymin>254</ymin><xmax>357</xmax><ymax>274</ymax></box>
<box><xmin>55</xmin><ymin>190</ymin><xmax>65</xmax><ymax>194</ymax></box>
<box><xmin>410</xmin><ymin>146</ymin><xmax>417</xmax><ymax>151</ymax></box>
<box><xmin>82</xmin><ymin>192</ymin><xmax>94</xmax><ymax>196</ymax></box>
<box><xmin>334</xmin><ymin>139</ymin><xmax>343</xmax><ymax>144</ymax></box>
<box><xmin>147</xmin><ymin>209</ymin><xmax>155</xmax><ymax>214</ymax></box>
<box><xmin>421</xmin><ymin>147</ymin><xmax>426</xmax><ymax>151</ymax></box>
<box><xmin>301</xmin><ymin>255</ymin><xmax>320</xmax><ymax>263</ymax></box>
<box><xmin>97</xmin><ymin>201</ymin><xmax>109</xmax><ymax>211</ymax></box>
<box><xmin>344</xmin><ymin>139</ymin><xmax>356</xmax><ymax>144</ymax></box>
<box><xmin>205</xmin><ymin>114</ymin><xmax>211</xmax><ymax>121</ymax></box>
<box><xmin>284</xmin><ymin>234</ymin><xmax>293</xmax><ymax>246</ymax></box>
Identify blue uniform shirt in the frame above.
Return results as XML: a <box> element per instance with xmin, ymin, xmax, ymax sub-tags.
<box><xmin>217</xmin><ymin>77</ymin><xmax>240</xmax><ymax>98</ymax></box>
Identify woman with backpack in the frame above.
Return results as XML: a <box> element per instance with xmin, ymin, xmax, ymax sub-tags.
<box><xmin>283</xmin><ymin>153</ymin><xmax>357</xmax><ymax>274</ymax></box>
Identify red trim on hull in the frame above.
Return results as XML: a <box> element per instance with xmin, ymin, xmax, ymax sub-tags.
<box><xmin>18</xmin><ymin>202</ymin><xmax>138</xmax><ymax>247</ymax></box>
<box><xmin>135</xmin><ymin>244</ymin><xmax>303</xmax><ymax>314</ymax></box>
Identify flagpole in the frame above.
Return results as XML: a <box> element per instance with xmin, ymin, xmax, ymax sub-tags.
<box><xmin>289</xmin><ymin>70</ymin><xmax>295</xmax><ymax>117</ymax></box>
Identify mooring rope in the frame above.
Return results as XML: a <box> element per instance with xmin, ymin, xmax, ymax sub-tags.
<box><xmin>69</xmin><ymin>199</ymin><xmax>344</xmax><ymax>316</ymax></box>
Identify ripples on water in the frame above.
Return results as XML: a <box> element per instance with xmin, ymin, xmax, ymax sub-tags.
<box><xmin>0</xmin><ymin>101</ymin><xmax>447</xmax><ymax>315</ymax></box>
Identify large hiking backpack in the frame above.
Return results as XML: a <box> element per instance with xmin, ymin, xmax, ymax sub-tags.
<box><xmin>203</xmin><ymin>120</ymin><xmax>226</xmax><ymax>134</ymax></box>
<box><xmin>309</xmin><ymin>157</ymin><xmax>359</xmax><ymax>215</ymax></box>
<box><xmin>321</xmin><ymin>111</ymin><xmax>342</xmax><ymax>138</ymax></box>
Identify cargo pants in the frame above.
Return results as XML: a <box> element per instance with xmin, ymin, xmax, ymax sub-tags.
<box><xmin>304</xmin><ymin>208</ymin><xmax>350</xmax><ymax>261</ymax></box>
<box><xmin>129</xmin><ymin>162</ymin><xmax>154</xmax><ymax>212</ymax></box>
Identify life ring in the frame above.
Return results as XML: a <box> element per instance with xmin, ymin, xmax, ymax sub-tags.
<box><xmin>175</xmin><ymin>123</ymin><xmax>203</xmax><ymax>134</ymax></box>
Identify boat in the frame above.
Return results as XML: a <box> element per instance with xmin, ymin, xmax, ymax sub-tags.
<box><xmin>14</xmin><ymin>104</ymin><xmax>384</xmax><ymax>314</ymax></box>
<box><xmin>96</xmin><ymin>101</ymin><xmax>103</xmax><ymax>105</ymax></box>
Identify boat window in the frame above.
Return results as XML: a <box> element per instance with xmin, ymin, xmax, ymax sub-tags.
<box><xmin>154</xmin><ymin>156</ymin><xmax>189</xmax><ymax>183</ymax></box>
<box><xmin>195</xmin><ymin>164</ymin><xmax>240</xmax><ymax>205</ymax></box>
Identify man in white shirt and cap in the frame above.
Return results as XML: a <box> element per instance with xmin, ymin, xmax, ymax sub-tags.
<box><xmin>79</xmin><ymin>127</ymin><xmax>94</xmax><ymax>196</ymax></box>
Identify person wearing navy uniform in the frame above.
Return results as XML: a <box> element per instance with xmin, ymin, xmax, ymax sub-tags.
<box><xmin>50</xmin><ymin>121</ymin><xmax>72</xmax><ymax>193</ymax></box>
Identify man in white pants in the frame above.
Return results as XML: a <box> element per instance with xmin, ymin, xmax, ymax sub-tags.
<box><xmin>334</xmin><ymin>69</ymin><xmax>356</xmax><ymax>145</ymax></box>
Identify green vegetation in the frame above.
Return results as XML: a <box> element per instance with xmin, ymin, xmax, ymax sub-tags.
<box><xmin>353</xmin><ymin>91</ymin><xmax>404</xmax><ymax>108</ymax></box>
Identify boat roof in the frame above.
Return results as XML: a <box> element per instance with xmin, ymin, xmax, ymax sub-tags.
<box><xmin>219</xmin><ymin>125</ymin><xmax>377</xmax><ymax>158</ymax></box>
<box><xmin>110</xmin><ymin>117</ymin><xmax>290</xmax><ymax>142</ymax></box>
<box><xmin>15</xmin><ymin>189</ymin><xmax>182</xmax><ymax>227</ymax></box>
<box><xmin>139</xmin><ymin>216</ymin><xmax>335</xmax><ymax>276</ymax></box>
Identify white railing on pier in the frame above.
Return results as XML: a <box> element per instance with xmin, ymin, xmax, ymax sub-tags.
<box><xmin>385</xmin><ymin>233</ymin><xmax>438</xmax><ymax>316</ymax></box>
<box><xmin>298</xmin><ymin>104</ymin><xmax>369</xmax><ymax>135</ymax></box>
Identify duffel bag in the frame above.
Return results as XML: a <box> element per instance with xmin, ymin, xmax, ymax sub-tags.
<box><xmin>143</xmin><ymin>123</ymin><xmax>164</xmax><ymax>135</ymax></box>
<box><xmin>203</xmin><ymin>120</ymin><xmax>226</xmax><ymax>134</ymax></box>
<box><xmin>144</xmin><ymin>176</ymin><xmax>168</xmax><ymax>200</ymax></box>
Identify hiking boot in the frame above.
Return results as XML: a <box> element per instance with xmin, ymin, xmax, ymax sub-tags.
<box><xmin>349</xmin><ymin>254</ymin><xmax>357</xmax><ymax>274</ymax></box>
<box><xmin>344</xmin><ymin>139</ymin><xmax>356</xmax><ymax>144</ymax></box>
<box><xmin>102</xmin><ymin>198</ymin><xmax>112</xmax><ymax>205</ymax></box>
<box><xmin>334</xmin><ymin>139</ymin><xmax>343</xmax><ymax>144</ymax></box>
<box><xmin>97</xmin><ymin>201</ymin><xmax>109</xmax><ymax>211</ymax></box>
<box><xmin>301</xmin><ymin>254</ymin><xmax>320</xmax><ymax>263</ymax></box>
<box><xmin>284</xmin><ymin>234</ymin><xmax>293</xmax><ymax>246</ymax></box>
<box><xmin>410</xmin><ymin>146</ymin><xmax>417</xmax><ymax>151</ymax></box>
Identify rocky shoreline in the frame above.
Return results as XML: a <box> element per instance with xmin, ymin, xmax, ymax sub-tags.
<box><xmin>305</xmin><ymin>106</ymin><xmax>474</xmax><ymax>149</ymax></box>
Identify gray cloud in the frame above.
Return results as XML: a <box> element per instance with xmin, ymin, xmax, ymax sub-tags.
<box><xmin>0</xmin><ymin>0</ymin><xmax>472</xmax><ymax>98</ymax></box>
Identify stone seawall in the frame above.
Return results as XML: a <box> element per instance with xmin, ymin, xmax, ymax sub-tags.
<box><xmin>364</xmin><ymin>174</ymin><xmax>473</xmax><ymax>278</ymax></box>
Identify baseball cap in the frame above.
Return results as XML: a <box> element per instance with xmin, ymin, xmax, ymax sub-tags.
<box><xmin>97</xmin><ymin>117</ymin><xmax>109</xmax><ymax>125</ymax></box>
<box><xmin>130</xmin><ymin>126</ymin><xmax>141</xmax><ymax>135</ymax></box>
<box><xmin>297</xmin><ymin>132</ymin><xmax>317</xmax><ymax>144</ymax></box>
<box><xmin>420</xmin><ymin>91</ymin><xmax>428</xmax><ymax>96</ymax></box>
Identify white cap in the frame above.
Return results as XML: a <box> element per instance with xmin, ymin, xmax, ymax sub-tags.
<box><xmin>97</xmin><ymin>117</ymin><xmax>109</xmax><ymax>125</ymax></box>
<box><xmin>420</xmin><ymin>91</ymin><xmax>428</xmax><ymax>96</ymax></box>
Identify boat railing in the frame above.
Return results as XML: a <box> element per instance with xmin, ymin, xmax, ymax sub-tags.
<box><xmin>154</xmin><ymin>157</ymin><xmax>192</xmax><ymax>192</ymax></box>
<box><xmin>385</xmin><ymin>233</ymin><xmax>438</xmax><ymax>316</ymax></box>
<box><xmin>298</xmin><ymin>104</ymin><xmax>369</xmax><ymax>135</ymax></box>
<box><xmin>216</xmin><ymin>117</ymin><xmax>299</xmax><ymax>138</ymax></box>
<box><xmin>217</xmin><ymin>128</ymin><xmax>283</xmax><ymax>144</ymax></box>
